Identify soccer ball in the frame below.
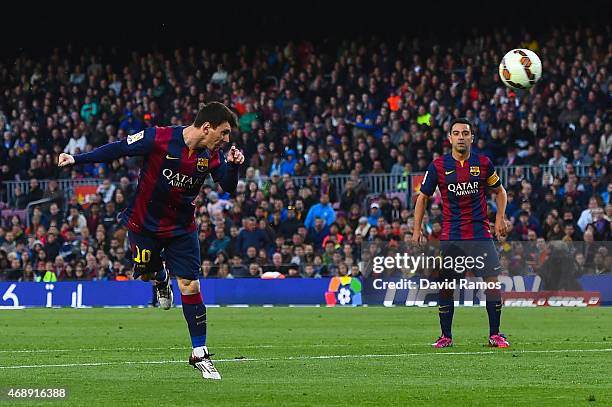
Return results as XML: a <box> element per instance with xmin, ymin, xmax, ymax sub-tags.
<box><xmin>498</xmin><ymin>48</ymin><xmax>542</xmax><ymax>91</ymax></box>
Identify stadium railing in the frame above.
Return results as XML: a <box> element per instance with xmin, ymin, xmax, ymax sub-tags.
<box><xmin>495</xmin><ymin>164</ymin><xmax>590</xmax><ymax>184</ymax></box>
<box><xmin>0</xmin><ymin>164</ymin><xmax>591</xmax><ymax>212</ymax></box>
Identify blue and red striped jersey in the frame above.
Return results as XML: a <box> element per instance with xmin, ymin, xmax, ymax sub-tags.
<box><xmin>419</xmin><ymin>152</ymin><xmax>501</xmax><ymax>241</ymax></box>
<box><xmin>74</xmin><ymin>126</ymin><xmax>238</xmax><ymax>238</ymax></box>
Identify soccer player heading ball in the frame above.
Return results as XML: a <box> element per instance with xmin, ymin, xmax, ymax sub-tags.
<box><xmin>413</xmin><ymin>118</ymin><xmax>511</xmax><ymax>348</ymax></box>
<box><xmin>58</xmin><ymin>102</ymin><xmax>245</xmax><ymax>379</ymax></box>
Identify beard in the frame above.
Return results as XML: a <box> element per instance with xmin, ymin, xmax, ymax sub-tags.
<box><xmin>454</xmin><ymin>144</ymin><xmax>468</xmax><ymax>154</ymax></box>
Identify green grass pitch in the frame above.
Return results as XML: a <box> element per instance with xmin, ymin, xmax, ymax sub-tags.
<box><xmin>1</xmin><ymin>307</ymin><xmax>611</xmax><ymax>406</ymax></box>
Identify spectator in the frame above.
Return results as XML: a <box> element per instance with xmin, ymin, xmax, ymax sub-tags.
<box><xmin>306</xmin><ymin>217</ymin><xmax>329</xmax><ymax>251</ymax></box>
<box><xmin>577</xmin><ymin>197</ymin><xmax>600</xmax><ymax>232</ymax></box>
<box><xmin>208</xmin><ymin>227</ymin><xmax>231</xmax><ymax>259</ymax></box>
<box><xmin>96</xmin><ymin>179</ymin><xmax>117</xmax><ymax>204</ymax></box>
<box><xmin>67</xmin><ymin>206</ymin><xmax>88</xmax><ymax>235</ymax></box>
<box><xmin>36</xmin><ymin>261</ymin><xmax>58</xmax><ymax>282</ymax></box>
<box><xmin>237</xmin><ymin>217</ymin><xmax>269</xmax><ymax>254</ymax></box>
<box><xmin>548</xmin><ymin>148</ymin><xmax>568</xmax><ymax>168</ymax></box>
<box><xmin>64</xmin><ymin>129</ymin><xmax>87</xmax><ymax>155</ymax></box>
<box><xmin>278</xmin><ymin>206</ymin><xmax>302</xmax><ymax>239</ymax></box>
<box><xmin>239</xmin><ymin>103</ymin><xmax>258</xmax><ymax>133</ymax></box>
<box><xmin>80</xmin><ymin>96</ymin><xmax>99</xmax><ymax>123</ymax></box>
<box><xmin>286</xmin><ymin>263</ymin><xmax>301</xmax><ymax>278</ymax></box>
<box><xmin>304</xmin><ymin>194</ymin><xmax>335</xmax><ymax>230</ymax></box>
<box><xmin>367</xmin><ymin>202</ymin><xmax>383</xmax><ymax>226</ymax></box>
<box><xmin>44</xmin><ymin>232</ymin><xmax>62</xmax><ymax>260</ymax></box>
<box><xmin>230</xmin><ymin>255</ymin><xmax>249</xmax><ymax>277</ymax></box>
<box><xmin>42</xmin><ymin>180</ymin><xmax>64</xmax><ymax>208</ymax></box>
<box><xmin>12</xmin><ymin>186</ymin><xmax>29</xmax><ymax>209</ymax></box>
<box><xmin>318</xmin><ymin>173</ymin><xmax>338</xmax><ymax>203</ymax></box>
<box><xmin>279</xmin><ymin>149</ymin><xmax>297</xmax><ymax>176</ymax></box>
<box><xmin>119</xmin><ymin>112</ymin><xmax>144</xmax><ymax>135</ymax></box>
<box><xmin>210</xmin><ymin>64</ymin><xmax>228</xmax><ymax>85</ymax></box>
<box><xmin>26</xmin><ymin>179</ymin><xmax>44</xmax><ymax>204</ymax></box>
<box><xmin>247</xmin><ymin>263</ymin><xmax>262</xmax><ymax>278</ymax></box>
<box><xmin>264</xmin><ymin>252</ymin><xmax>287</xmax><ymax>275</ymax></box>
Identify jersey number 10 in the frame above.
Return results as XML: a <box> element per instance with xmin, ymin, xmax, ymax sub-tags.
<box><xmin>133</xmin><ymin>245</ymin><xmax>152</xmax><ymax>264</ymax></box>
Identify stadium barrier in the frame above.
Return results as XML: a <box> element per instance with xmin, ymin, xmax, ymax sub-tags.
<box><xmin>0</xmin><ymin>164</ymin><xmax>591</xmax><ymax>211</ymax></box>
<box><xmin>1</xmin><ymin>275</ymin><xmax>610</xmax><ymax>308</ymax></box>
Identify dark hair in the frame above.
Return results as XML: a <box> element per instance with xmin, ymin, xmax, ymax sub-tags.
<box><xmin>449</xmin><ymin>118</ymin><xmax>474</xmax><ymax>135</ymax></box>
<box><xmin>193</xmin><ymin>102</ymin><xmax>238</xmax><ymax>129</ymax></box>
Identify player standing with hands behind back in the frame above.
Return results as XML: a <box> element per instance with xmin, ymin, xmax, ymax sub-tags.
<box><xmin>58</xmin><ymin>102</ymin><xmax>244</xmax><ymax>379</ymax></box>
<box><xmin>412</xmin><ymin>118</ymin><xmax>511</xmax><ymax>348</ymax></box>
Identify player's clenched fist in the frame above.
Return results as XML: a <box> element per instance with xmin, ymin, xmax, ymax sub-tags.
<box><xmin>226</xmin><ymin>145</ymin><xmax>244</xmax><ymax>164</ymax></box>
<box><xmin>58</xmin><ymin>153</ymin><xmax>75</xmax><ymax>167</ymax></box>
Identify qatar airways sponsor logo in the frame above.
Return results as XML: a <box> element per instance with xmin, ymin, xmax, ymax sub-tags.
<box><xmin>162</xmin><ymin>169</ymin><xmax>204</xmax><ymax>189</ymax></box>
<box><xmin>447</xmin><ymin>181</ymin><xmax>479</xmax><ymax>196</ymax></box>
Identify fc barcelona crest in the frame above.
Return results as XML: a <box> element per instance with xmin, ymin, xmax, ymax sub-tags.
<box><xmin>469</xmin><ymin>166</ymin><xmax>480</xmax><ymax>177</ymax></box>
<box><xmin>197</xmin><ymin>158</ymin><xmax>209</xmax><ymax>172</ymax></box>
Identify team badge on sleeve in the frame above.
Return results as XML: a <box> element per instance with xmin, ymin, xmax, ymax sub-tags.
<box><xmin>127</xmin><ymin>130</ymin><xmax>144</xmax><ymax>145</ymax></box>
<box><xmin>197</xmin><ymin>158</ymin><xmax>209</xmax><ymax>172</ymax></box>
<box><xmin>469</xmin><ymin>166</ymin><xmax>480</xmax><ymax>177</ymax></box>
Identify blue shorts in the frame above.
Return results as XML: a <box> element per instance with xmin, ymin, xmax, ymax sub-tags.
<box><xmin>439</xmin><ymin>240</ymin><xmax>502</xmax><ymax>278</ymax></box>
<box><xmin>127</xmin><ymin>230</ymin><xmax>201</xmax><ymax>280</ymax></box>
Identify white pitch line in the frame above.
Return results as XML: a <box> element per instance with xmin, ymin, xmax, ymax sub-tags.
<box><xmin>0</xmin><ymin>344</ymin><xmax>379</xmax><ymax>354</ymax></box>
<box><xmin>0</xmin><ymin>341</ymin><xmax>609</xmax><ymax>354</ymax></box>
<box><xmin>1</xmin><ymin>348</ymin><xmax>611</xmax><ymax>370</ymax></box>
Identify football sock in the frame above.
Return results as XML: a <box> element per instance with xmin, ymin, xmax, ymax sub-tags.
<box><xmin>485</xmin><ymin>288</ymin><xmax>502</xmax><ymax>336</ymax></box>
<box><xmin>438</xmin><ymin>288</ymin><xmax>454</xmax><ymax>338</ymax></box>
<box><xmin>181</xmin><ymin>293</ymin><xmax>207</xmax><ymax>349</ymax></box>
<box><xmin>154</xmin><ymin>268</ymin><xmax>168</xmax><ymax>287</ymax></box>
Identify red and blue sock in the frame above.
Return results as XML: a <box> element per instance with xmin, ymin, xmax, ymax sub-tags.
<box><xmin>181</xmin><ymin>293</ymin><xmax>207</xmax><ymax>348</ymax></box>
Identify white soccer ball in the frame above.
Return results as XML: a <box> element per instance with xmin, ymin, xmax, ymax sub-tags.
<box><xmin>498</xmin><ymin>48</ymin><xmax>542</xmax><ymax>91</ymax></box>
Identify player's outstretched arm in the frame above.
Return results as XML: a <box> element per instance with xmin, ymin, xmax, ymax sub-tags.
<box><xmin>57</xmin><ymin>129</ymin><xmax>154</xmax><ymax>167</ymax></box>
<box><xmin>412</xmin><ymin>193</ymin><xmax>429</xmax><ymax>243</ymax></box>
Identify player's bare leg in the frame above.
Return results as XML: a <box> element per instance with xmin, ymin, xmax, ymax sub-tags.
<box><xmin>176</xmin><ymin>276</ymin><xmax>221</xmax><ymax>380</ymax></box>
<box><xmin>485</xmin><ymin>277</ymin><xmax>509</xmax><ymax>348</ymax></box>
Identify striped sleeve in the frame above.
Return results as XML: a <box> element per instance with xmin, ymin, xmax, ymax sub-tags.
<box><xmin>73</xmin><ymin>127</ymin><xmax>155</xmax><ymax>163</ymax></box>
<box><xmin>419</xmin><ymin>161</ymin><xmax>438</xmax><ymax>196</ymax></box>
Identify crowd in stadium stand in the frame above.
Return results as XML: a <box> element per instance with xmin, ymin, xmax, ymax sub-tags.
<box><xmin>0</xmin><ymin>23</ymin><xmax>610</xmax><ymax>283</ymax></box>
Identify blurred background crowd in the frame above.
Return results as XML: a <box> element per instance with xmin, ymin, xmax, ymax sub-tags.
<box><xmin>0</xmin><ymin>20</ymin><xmax>610</xmax><ymax>282</ymax></box>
